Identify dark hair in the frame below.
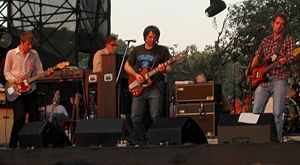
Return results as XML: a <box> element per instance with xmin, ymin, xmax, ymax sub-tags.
<box><xmin>272</xmin><ymin>13</ymin><xmax>288</xmax><ymax>25</ymax></box>
<box><xmin>143</xmin><ymin>25</ymin><xmax>160</xmax><ymax>42</ymax></box>
<box><xmin>105</xmin><ymin>35</ymin><xmax>117</xmax><ymax>44</ymax></box>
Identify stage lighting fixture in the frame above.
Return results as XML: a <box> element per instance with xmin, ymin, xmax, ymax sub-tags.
<box><xmin>205</xmin><ymin>0</ymin><xmax>227</xmax><ymax>17</ymax></box>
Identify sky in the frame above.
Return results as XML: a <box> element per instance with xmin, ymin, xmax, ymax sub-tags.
<box><xmin>111</xmin><ymin>0</ymin><xmax>243</xmax><ymax>51</ymax></box>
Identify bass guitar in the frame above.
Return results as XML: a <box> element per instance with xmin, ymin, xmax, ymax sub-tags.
<box><xmin>128</xmin><ymin>53</ymin><xmax>186</xmax><ymax>96</ymax></box>
<box><xmin>250</xmin><ymin>48</ymin><xmax>300</xmax><ymax>89</ymax></box>
<box><xmin>5</xmin><ymin>61</ymin><xmax>70</xmax><ymax>102</ymax></box>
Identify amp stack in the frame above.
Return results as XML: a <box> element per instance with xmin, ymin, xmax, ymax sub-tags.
<box><xmin>175</xmin><ymin>82</ymin><xmax>223</xmax><ymax>137</ymax></box>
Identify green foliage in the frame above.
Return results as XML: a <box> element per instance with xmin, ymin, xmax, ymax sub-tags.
<box><xmin>168</xmin><ymin>0</ymin><xmax>300</xmax><ymax>102</ymax></box>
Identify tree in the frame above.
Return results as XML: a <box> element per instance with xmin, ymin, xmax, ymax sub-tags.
<box><xmin>168</xmin><ymin>0</ymin><xmax>300</xmax><ymax>105</ymax></box>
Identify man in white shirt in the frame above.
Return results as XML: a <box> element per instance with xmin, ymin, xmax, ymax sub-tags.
<box><xmin>4</xmin><ymin>31</ymin><xmax>52</xmax><ymax>148</ymax></box>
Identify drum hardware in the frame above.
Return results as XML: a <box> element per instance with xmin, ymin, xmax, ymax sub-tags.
<box><xmin>283</xmin><ymin>98</ymin><xmax>300</xmax><ymax>134</ymax></box>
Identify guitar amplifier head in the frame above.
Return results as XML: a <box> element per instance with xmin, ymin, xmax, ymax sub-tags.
<box><xmin>176</xmin><ymin>83</ymin><xmax>222</xmax><ymax>102</ymax></box>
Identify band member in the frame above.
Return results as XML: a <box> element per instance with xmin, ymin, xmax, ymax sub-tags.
<box><xmin>124</xmin><ymin>25</ymin><xmax>171</xmax><ymax>146</ymax></box>
<box><xmin>4</xmin><ymin>32</ymin><xmax>53</xmax><ymax>148</ymax></box>
<box><xmin>246</xmin><ymin>13</ymin><xmax>295</xmax><ymax>141</ymax></box>
<box><xmin>92</xmin><ymin>35</ymin><xmax>118</xmax><ymax>73</ymax></box>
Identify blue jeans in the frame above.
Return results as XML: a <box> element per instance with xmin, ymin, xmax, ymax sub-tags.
<box><xmin>131</xmin><ymin>87</ymin><xmax>165</xmax><ymax>144</ymax></box>
<box><xmin>252</xmin><ymin>76</ymin><xmax>287</xmax><ymax>141</ymax></box>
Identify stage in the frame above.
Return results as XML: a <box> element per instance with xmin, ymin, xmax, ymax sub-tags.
<box><xmin>0</xmin><ymin>136</ymin><xmax>300</xmax><ymax>165</ymax></box>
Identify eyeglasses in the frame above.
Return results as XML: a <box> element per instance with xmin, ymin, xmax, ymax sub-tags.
<box><xmin>111</xmin><ymin>44</ymin><xmax>118</xmax><ymax>47</ymax></box>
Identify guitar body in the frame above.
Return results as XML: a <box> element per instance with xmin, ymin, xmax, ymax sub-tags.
<box><xmin>5</xmin><ymin>81</ymin><xmax>31</xmax><ymax>102</ymax></box>
<box><xmin>250</xmin><ymin>60</ymin><xmax>270</xmax><ymax>88</ymax></box>
<box><xmin>4</xmin><ymin>61</ymin><xmax>69</xmax><ymax>102</ymax></box>
<box><xmin>127</xmin><ymin>53</ymin><xmax>187</xmax><ymax>96</ymax></box>
<box><xmin>128</xmin><ymin>67</ymin><xmax>153</xmax><ymax>96</ymax></box>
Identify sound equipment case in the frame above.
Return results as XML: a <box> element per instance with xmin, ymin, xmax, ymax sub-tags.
<box><xmin>175</xmin><ymin>83</ymin><xmax>222</xmax><ymax>102</ymax></box>
<box><xmin>175</xmin><ymin>102</ymin><xmax>222</xmax><ymax>136</ymax></box>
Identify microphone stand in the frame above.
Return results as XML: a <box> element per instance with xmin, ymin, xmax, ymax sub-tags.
<box><xmin>115</xmin><ymin>41</ymin><xmax>133</xmax><ymax>118</ymax></box>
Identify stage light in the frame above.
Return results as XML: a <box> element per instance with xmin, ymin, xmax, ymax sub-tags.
<box><xmin>0</xmin><ymin>32</ymin><xmax>12</xmax><ymax>48</ymax></box>
<box><xmin>205</xmin><ymin>0</ymin><xmax>227</xmax><ymax>17</ymax></box>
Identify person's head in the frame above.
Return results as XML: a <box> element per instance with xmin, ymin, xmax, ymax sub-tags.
<box><xmin>105</xmin><ymin>35</ymin><xmax>118</xmax><ymax>53</ymax></box>
<box><xmin>271</xmin><ymin>13</ymin><xmax>287</xmax><ymax>35</ymax></box>
<box><xmin>143</xmin><ymin>25</ymin><xmax>160</xmax><ymax>48</ymax></box>
<box><xmin>19</xmin><ymin>31</ymin><xmax>33</xmax><ymax>54</ymax></box>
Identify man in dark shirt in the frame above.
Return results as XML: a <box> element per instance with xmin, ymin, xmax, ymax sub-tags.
<box><xmin>124</xmin><ymin>25</ymin><xmax>171</xmax><ymax>145</ymax></box>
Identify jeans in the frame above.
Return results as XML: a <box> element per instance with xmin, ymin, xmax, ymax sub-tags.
<box><xmin>131</xmin><ymin>87</ymin><xmax>165</xmax><ymax>145</ymax></box>
<box><xmin>252</xmin><ymin>76</ymin><xmax>287</xmax><ymax>141</ymax></box>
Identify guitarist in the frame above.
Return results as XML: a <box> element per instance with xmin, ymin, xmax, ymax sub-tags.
<box><xmin>3</xmin><ymin>32</ymin><xmax>53</xmax><ymax>148</ymax></box>
<box><xmin>245</xmin><ymin>13</ymin><xmax>295</xmax><ymax>142</ymax></box>
<box><xmin>124</xmin><ymin>25</ymin><xmax>171</xmax><ymax>146</ymax></box>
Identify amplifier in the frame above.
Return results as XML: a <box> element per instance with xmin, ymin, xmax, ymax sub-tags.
<box><xmin>176</xmin><ymin>83</ymin><xmax>222</xmax><ymax>102</ymax></box>
<box><xmin>175</xmin><ymin>102</ymin><xmax>223</xmax><ymax>136</ymax></box>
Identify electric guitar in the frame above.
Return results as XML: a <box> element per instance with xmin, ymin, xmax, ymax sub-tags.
<box><xmin>5</xmin><ymin>61</ymin><xmax>70</xmax><ymax>102</ymax></box>
<box><xmin>249</xmin><ymin>48</ymin><xmax>300</xmax><ymax>89</ymax></box>
<box><xmin>128</xmin><ymin>53</ymin><xmax>187</xmax><ymax>96</ymax></box>
<box><xmin>70</xmin><ymin>92</ymin><xmax>82</xmax><ymax>121</ymax></box>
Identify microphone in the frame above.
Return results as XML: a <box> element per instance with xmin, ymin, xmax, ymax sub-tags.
<box><xmin>256</xmin><ymin>25</ymin><xmax>266</xmax><ymax>31</ymax></box>
<box><xmin>125</xmin><ymin>39</ymin><xmax>136</xmax><ymax>43</ymax></box>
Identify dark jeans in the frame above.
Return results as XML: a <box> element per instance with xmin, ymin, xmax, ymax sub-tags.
<box><xmin>131</xmin><ymin>87</ymin><xmax>165</xmax><ymax>145</ymax></box>
<box><xmin>9</xmin><ymin>91</ymin><xmax>39</xmax><ymax>148</ymax></box>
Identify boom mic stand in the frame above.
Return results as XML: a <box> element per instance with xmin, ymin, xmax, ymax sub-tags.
<box><xmin>115</xmin><ymin>40</ymin><xmax>134</xmax><ymax>118</ymax></box>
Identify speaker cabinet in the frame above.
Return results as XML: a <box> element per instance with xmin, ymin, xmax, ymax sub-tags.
<box><xmin>175</xmin><ymin>102</ymin><xmax>222</xmax><ymax>136</ymax></box>
<box><xmin>85</xmin><ymin>54</ymin><xmax>124</xmax><ymax>118</ymax></box>
<box><xmin>176</xmin><ymin>83</ymin><xmax>222</xmax><ymax>102</ymax></box>
<box><xmin>0</xmin><ymin>108</ymin><xmax>13</xmax><ymax>144</ymax></box>
<box><xmin>217</xmin><ymin>114</ymin><xmax>277</xmax><ymax>144</ymax></box>
<box><xmin>75</xmin><ymin>119</ymin><xmax>125</xmax><ymax>146</ymax></box>
<box><xmin>148</xmin><ymin>116</ymin><xmax>208</xmax><ymax>145</ymax></box>
<box><xmin>18</xmin><ymin>121</ymin><xmax>72</xmax><ymax>148</ymax></box>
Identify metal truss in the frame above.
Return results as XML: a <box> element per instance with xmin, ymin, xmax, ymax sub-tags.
<box><xmin>0</xmin><ymin>0</ymin><xmax>110</xmax><ymax>67</ymax></box>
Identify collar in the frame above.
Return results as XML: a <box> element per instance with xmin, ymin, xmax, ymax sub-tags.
<box><xmin>16</xmin><ymin>46</ymin><xmax>22</xmax><ymax>55</ymax></box>
<box><xmin>16</xmin><ymin>46</ymin><xmax>32</xmax><ymax>56</ymax></box>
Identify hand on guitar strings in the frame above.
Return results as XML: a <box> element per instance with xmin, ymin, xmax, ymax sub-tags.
<box><xmin>46</xmin><ymin>67</ymin><xmax>54</xmax><ymax>76</ymax></box>
<box><xmin>158</xmin><ymin>63</ymin><xmax>169</xmax><ymax>74</ymax></box>
<box><xmin>279</xmin><ymin>58</ymin><xmax>287</xmax><ymax>65</ymax></box>
<box><xmin>134</xmin><ymin>73</ymin><xmax>144</xmax><ymax>83</ymax></box>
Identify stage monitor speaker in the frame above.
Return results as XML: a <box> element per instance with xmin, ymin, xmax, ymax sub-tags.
<box><xmin>148</xmin><ymin>116</ymin><xmax>208</xmax><ymax>145</ymax></box>
<box><xmin>18</xmin><ymin>121</ymin><xmax>72</xmax><ymax>148</ymax></box>
<box><xmin>75</xmin><ymin>118</ymin><xmax>125</xmax><ymax>146</ymax></box>
<box><xmin>0</xmin><ymin>108</ymin><xmax>13</xmax><ymax>144</ymax></box>
<box><xmin>217</xmin><ymin>114</ymin><xmax>277</xmax><ymax>144</ymax></box>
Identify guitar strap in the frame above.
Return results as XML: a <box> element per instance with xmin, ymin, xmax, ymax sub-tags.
<box><xmin>272</xmin><ymin>33</ymin><xmax>286</xmax><ymax>61</ymax></box>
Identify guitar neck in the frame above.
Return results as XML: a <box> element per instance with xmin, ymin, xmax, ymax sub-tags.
<box><xmin>147</xmin><ymin>58</ymin><xmax>175</xmax><ymax>77</ymax></box>
<box><xmin>27</xmin><ymin>67</ymin><xmax>55</xmax><ymax>83</ymax></box>
<box><xmin>261</xmin><ymin>61</ymin><xmax>280</xmax><ymax>74</ymax></box>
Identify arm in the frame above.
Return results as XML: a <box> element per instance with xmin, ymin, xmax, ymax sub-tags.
<box><xmin>3</xmin><ymin>50</ymin><xmax>21</xmax><ymax>83</ymax></box>
<box><xmin>92</xmin><ymin>51</ymin><xmax>102</xmax><ymax>73</ymax></box>
<box><xmin>124</xmin><ymin>61</ymin><xmax>144</xmax><ymax>83</ymax></box>
<box><xmin>33</xmin><ymin>50</ymin><xmax>44</xmax><ymax>75</ymax></box>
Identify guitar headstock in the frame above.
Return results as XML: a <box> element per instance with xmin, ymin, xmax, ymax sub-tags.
<box><xmin>174</xmin><ymin>52</ymin><xmax>187</xmax><ymax>61</ymax></box>
<box><xmin>55</xmin><ymin>61</ymin><xmax>70</xmax><ymax>69</ymax></box>
<box><xmin>293</xmin><ymin>48</ymin><xmax>300</xmax><ymax>56</ymax></box>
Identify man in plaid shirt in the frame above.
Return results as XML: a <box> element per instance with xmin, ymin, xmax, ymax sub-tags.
<box><xmin>246</xmin><ymin>13</ymin><xmax>295</xmax><ymax>142</ymax></box>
